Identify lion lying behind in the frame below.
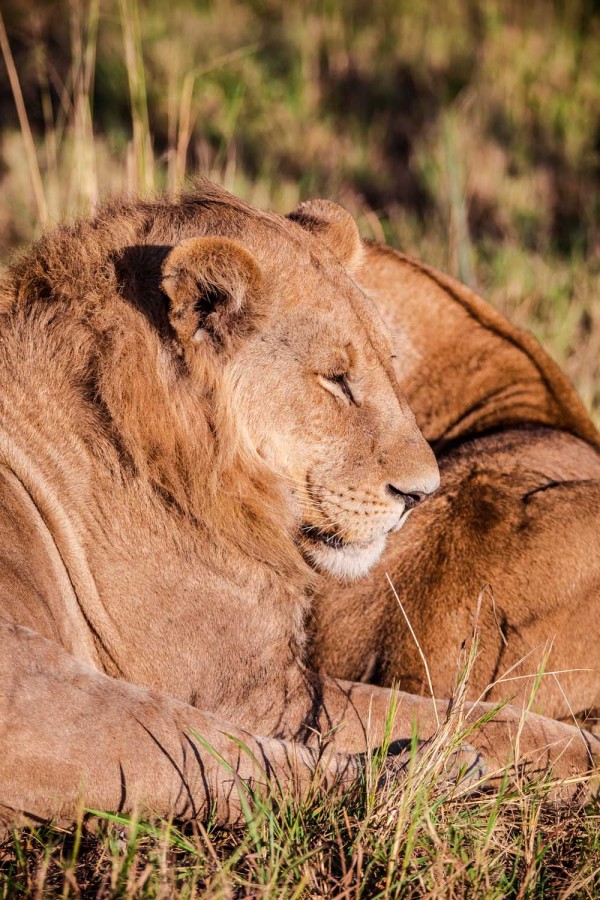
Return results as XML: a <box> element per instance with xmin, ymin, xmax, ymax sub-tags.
<box><xmin>0</xmin><ymin>182</ymin><xmax>597</xmax><ymax>826</ymax></box>
<box><xmin>312</xmin><ymin>242</ymin><xmax>600</xmax><ymax>723</ymax></box>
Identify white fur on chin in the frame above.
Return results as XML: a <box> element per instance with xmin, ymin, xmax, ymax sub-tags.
<box><xmin>305</xmin><ymin>534</ymin><xmax>387</xmax><ymax>580</ymax></box>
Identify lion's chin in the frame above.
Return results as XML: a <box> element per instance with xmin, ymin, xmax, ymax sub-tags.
<box><xmin>301</xmin><ymin>534</ymin><xmax>387</xmax><ymax>581</ymax></box>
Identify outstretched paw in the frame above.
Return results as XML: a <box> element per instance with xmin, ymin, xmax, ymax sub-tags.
<box><xmin>378</xmin><ymin>741</ymin><xmax>487</xmax><ymax>796</ymax></box>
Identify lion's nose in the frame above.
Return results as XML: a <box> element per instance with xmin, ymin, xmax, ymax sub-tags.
<box><xmin>386</xmin><ymin>484</ymin><xmax>428</xmax><ymax>509</ymax></box>
<box><xmin>385</xmin><ymin>471</ymin><xmax>440</xmax><ymax>509</ymax></box>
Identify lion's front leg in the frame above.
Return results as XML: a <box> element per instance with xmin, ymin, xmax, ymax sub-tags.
<box><xmin>0</xmin><ymin>624</ymin><xmax>361</xmax><ymax>826</ymax></box>
<box><xmin>273</xmin><ymin>669</ymin><xmax>600</xmax><ymax>799</ymax></box>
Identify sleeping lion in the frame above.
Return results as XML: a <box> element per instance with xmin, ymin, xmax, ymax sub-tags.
<box><xmin>0</xmin><ymin>182</ymin><xmax>597</xmax><ymax>826</ymax></box>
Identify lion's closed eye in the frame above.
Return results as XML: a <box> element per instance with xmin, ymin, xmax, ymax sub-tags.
<box><xmin>317</xmin><ymin>373</ymin><xmax>356</xmax><ymax>406</ymax></box>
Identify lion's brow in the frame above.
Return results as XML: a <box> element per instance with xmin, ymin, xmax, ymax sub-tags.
<box><xmin>345</xmin><ymin>286</ymin><xmax>395</xmax><ymax>373</ymax></box>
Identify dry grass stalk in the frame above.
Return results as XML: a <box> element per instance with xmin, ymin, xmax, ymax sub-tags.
<box><xmin>118</xmin><ymin>0</ymin><xmax>154</xmax><ymax>195</ymax></box>
<box><xmin>0</xmin><ymin>11</ymin><xmax>48</xmax><ymax>225</ymax></box>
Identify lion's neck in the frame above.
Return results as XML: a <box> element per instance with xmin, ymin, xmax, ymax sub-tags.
<box><xmin>0</xmin><ymin>415</ymin><xmax>310</xmax><ymax>705</ymax></box>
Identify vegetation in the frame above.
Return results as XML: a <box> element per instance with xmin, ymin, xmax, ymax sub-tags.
<box><xmin>0</xmin><ymin>0</ymin><xmax>599</xmax><ymax>895</ymax></box>
<box><xmin>1</xmin><ymin>778</ymin><xmax>600</xmax><ymax>896</ymax></box>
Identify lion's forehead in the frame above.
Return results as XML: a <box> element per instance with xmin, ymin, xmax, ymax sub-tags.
<box><xmin>270</xmin><ymin>300</ymin><xmax>392</xmax><ymax>371</ymax></box>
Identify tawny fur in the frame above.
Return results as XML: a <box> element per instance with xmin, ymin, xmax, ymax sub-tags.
<box><xmin>311</xmin><ymin>242</ymin><xmax>600</xmax><ymax>723</ymax></box>
<box><xmin>0</xmin><ymin>184</ymin><xmax>597</xmax><ymax>827</ymax></box>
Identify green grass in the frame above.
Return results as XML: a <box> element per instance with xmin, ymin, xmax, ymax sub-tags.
<box><xmin>0</xmin><ymin>1</ymin><xmax>599</xmax><ymax>895</ymax></box>
<box><xmin>1</xmin><ymin>766</ymin><xmax>599</xmax><ymax>896</ymax></box>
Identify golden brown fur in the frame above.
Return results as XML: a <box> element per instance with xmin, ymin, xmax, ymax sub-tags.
<box><xmin>311</xmin><ymin>242</ymin><xmax>600</xmax><ymax>723</ymax></box>
<box><xmin>0</xmin><ymin>185</ymin><xmax>597</xmax><ymax>827</ymax></box>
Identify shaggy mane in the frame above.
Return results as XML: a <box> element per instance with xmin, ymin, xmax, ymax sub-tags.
<box><xmin>1</xmin><ymin>182</ymin><xmax>310</xmax><ymax>586</ymax></box>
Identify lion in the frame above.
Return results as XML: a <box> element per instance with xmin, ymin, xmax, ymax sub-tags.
<box><xmin>310</xmin><ymin>240</ymin><xmax>600</xmax><ymax>724</ymax></box>
<box><xmin>0</xmin><ymin>183</ymin><xmax>597</xmax><ymax>827</ymax></box>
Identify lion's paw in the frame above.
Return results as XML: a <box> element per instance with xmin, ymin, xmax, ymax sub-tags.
<box><xmin>377</xmin><ymin>741</ymin><xmax>487</xmax><ymax>797</ymax></box>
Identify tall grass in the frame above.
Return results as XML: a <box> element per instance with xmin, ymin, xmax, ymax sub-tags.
<box><xmin>119</xmin><ymin>0</ymin><xmax>153</xmax><ymax>194</ymax></box>
<box><xmin>2</xmin><ymin>777</ymin><xmax>599</xmax><ymax>896</ymax></box>
<box><xmin>0</xmin><ymin>11</ymin><xmax>48</xmax><ymax>226</ymax></box>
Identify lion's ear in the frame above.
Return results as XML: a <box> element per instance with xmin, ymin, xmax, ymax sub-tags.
<box><xmin>161</xmin><ymin>236</ymin><xmax>263</xmax><ymax>347</ymax></box>
<box><xmin>287</xmin><ymin>199</ymin><xmax>363</xmax><ymax>273</ymax></box>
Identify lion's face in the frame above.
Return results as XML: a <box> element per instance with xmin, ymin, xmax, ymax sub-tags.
<box><xmin>162</xmin><ymin>195</ymin><xmax>439</xmax><ymax>580</ymax></box>
<box><xmin>232</xmin><ymin>258</ymin><xmax>439</xmax><ymax>581</ymax></box>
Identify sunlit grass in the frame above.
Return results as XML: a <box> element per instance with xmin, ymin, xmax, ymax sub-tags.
<box><xmin>1</xmin><ymin>721</ymin><xmax>598</xmax><ymax>896</ymax></box>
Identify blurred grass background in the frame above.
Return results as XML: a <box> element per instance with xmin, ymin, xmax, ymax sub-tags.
<box><xmin>1</xmin><ymin>0</ymin><xmax>599</xmax><ymax>421</ymax></box>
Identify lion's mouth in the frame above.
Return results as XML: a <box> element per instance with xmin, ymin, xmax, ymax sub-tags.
<box><xmin>301</xmin><ymin>510</ymin><xmax>412</xmax><ymax>550</ymax></box>
<box><xmin>300</xmin><ymin>524</ymin><xmax>349</xmax><ymax>550</ymax></box>
<box><xmin>297</xmin><ymin>501</ymin><xmax>413</xmax><ymax>579</ymax></box>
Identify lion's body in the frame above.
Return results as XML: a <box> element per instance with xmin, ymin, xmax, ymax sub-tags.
<box><xmin>311</xmin><ymin>243</ymin><xmax>600</xmax><ymax>722</ymax></box>
<box><xmin>0</xmin><ymin>187</ymin><xmax>597</xmax><ymax>825</ymax></box>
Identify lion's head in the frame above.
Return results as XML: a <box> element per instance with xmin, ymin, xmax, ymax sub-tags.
<box><xmin>159</xmin><ymin>189</ymin><xmax>439</xmax><ymax>579</ymax></box>
<box><xmin>8</xmin><ymin>182</ymin><xmax>438</xmax><ymax>581</ymax></box>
